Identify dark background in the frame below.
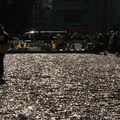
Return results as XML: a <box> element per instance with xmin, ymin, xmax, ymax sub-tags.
<box><xmin>0</xmin><ymin>0</ymin><xmax>35</xmax><ymax>33</ymax></box>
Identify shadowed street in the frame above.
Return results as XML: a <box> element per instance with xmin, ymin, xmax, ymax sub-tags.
<box><xmin>0</xmin><ymin>53</ymin><xmax>120</xmax><ymax>120</ymax></box>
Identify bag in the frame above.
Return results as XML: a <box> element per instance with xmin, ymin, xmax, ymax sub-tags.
<box><xmin>0</xmin><ymin>45</ymin><xmax>9</xmax><ymax>53</ymax></box>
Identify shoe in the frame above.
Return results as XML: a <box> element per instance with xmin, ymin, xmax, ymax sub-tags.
<box><xmin>0</xmin><ymin>79</ymin><xmax>6</xmax><ymax>85</ymax></box>
<box><xmin>104</xmin><ymin>51</ymin><xmax>108</xmax><ymax>55</ymax></box>
<box><xmin>116</xmin><ymin>53</ymin><xmax>120</xmax><ymax>57</ymax></box>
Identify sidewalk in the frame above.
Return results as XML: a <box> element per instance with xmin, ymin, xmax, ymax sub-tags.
<box><xmin>0</xmin><ymin>53</ymin><xmax>120</xmax><ymax>120</ymax></box>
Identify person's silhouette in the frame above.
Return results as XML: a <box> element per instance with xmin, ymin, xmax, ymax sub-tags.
<box><xmin>0</xmin><ymin>24</ymin><xmax>9</xmax><ymax>84</ymax></box>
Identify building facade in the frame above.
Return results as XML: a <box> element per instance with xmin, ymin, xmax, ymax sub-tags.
<box><xmin>26</xmin><ymin>0</ymin><xmax>120</xmax><ymax>33</ymax></box>
<box><xmin>52</xmin><ymin>0</ymin><xmax>89</xmax><ymax>31</ymax></box>
<box><xmin>89</xmin><ymin>0</ymin><xmax>115</xmax><ymax>33</ymax></box>
<box><xmin>0</xmin><ymin>0</ymin><xmax>120</xmax><ymax>33</ymax></box>
<box><xmin>52</xmin><ymin>0</ymin><xmax>120</xmax><ymax>33</ymax></box>
<box><xmin>114</xmin><ymin>0</ymin><xmax>120</xmax><ymax>31</ymax></box>
<box><xmin>27</xmin><ymin>0</ymin><xmax>53</xmax><ymax>31</ymax></box>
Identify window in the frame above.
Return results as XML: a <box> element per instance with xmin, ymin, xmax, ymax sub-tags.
<box><xmin>35</xmin><ymin>3</ymin><xmax>38</xmax><ymax>10</ymax></box>
<box><xmin>7</xmin><ymin>0</ymin><xmax>12</xmax><ymax>4</ymax></box>
<box><xmin>35</xmin><ymin>22</ymin><xmax>38</xmax><ymax>27</ymax></box>
<box><xmin>35</xmin><ymin>13</ymin><xmax>39</xmax><ymax>20</ymax></box>
<box><xmin>39</xmin><ymin>3</ymin><xmax>42</xmax><ymax>9</ymax></box>
<box><xmin>64</xmin><ymin>13</ymin><xmax>83</xmax><ymax>24</ymax></box>
<box><xmin>61</xmin><ymin>0</ymin><xmax>88</xmax><ymax>2</ymax></box>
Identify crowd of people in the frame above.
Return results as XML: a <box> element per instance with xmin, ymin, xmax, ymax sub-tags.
<box><xmin>8</xmin><ymin>29</ymin><xmax>120</xmax><ymax>56</ymax></box>
<box><xmin>22</xmin><ymin>30</ymin><xmax>120</xmax><ymax>55</ymax></box>
<box><xmin>86</xmin><ymin>31</ymin><xmax>120</xmax><ymax>55</ymax></box>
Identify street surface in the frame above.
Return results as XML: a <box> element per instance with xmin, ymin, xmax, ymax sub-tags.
<box><xmin>0</xmin><ymin>53</ymin><xmax>120</xmax><ymax>120</ymax></box>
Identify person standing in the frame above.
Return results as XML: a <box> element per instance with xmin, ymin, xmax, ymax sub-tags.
<box><xmin>0</xmin><ymin>24</ymin><xmax>9</xmax><ymax>84</ymax></box>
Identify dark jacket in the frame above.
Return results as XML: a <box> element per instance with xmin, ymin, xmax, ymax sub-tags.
<box><xmin>0</xmin><ymin>33</ymin><xmax>9</xmax><ymax>53</ymax></box>
<box><xmin>0</xmin><ymin>33</ymin><xmax>8</xmax><ymax>45</ymax></box>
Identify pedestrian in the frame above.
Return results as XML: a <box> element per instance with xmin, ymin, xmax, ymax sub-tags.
<box><xmin>0</xmin><ymin>24</ymin><xmax>9</xmax><ymax>84</ymax></box>
<box><xmin>109</xmin><ymin>32</ymin><xmax>117</xmax><ymax>53</ymax></box>
<box><xmin>116</xmin><ymin>31</ymin><xmax>120</xmax><ymax>57</ymax></box>
<box><xmin>56</xmin><ymin>34</ymin><xmax>63</xmax><ymax>51</ymax></box>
